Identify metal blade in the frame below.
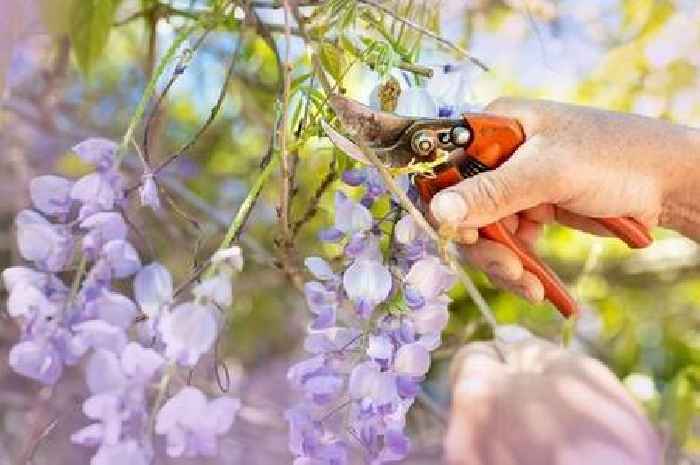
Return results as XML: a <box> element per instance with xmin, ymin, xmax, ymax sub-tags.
<box><xmin>329</xmin><ymin>95</ymin><xmax>413</xmax><ymax>147</ymax></box>
<box><xmin>321</xmin><ymin>120</ymin><xmax>371</xmax><ymax>165</ymax></box>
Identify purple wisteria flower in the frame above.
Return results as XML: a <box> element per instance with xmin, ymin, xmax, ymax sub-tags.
<box><xmin>3</xmin><ymin>137</ymin><xmax>243</xmax><ymax>464</ymax></box>
<box><xmin>289</xmin><ymin>170</ymin><xmax>456</xmax><ymax>464</ymax></box>
<box><xmin>155</xmin><ymin>386</ymin><xmax>241</xmax><ymax>458</ymax></box>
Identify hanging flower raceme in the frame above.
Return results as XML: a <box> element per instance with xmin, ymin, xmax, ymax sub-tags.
<box><xmin>288</xmin><ymin>167</ymin><xmax>456</xmax><ymax>465</ymax></box>
<box><xmin>2</xmin><ymin>138</ymin><xmax>241</xmax><ymax>464</ymax></box>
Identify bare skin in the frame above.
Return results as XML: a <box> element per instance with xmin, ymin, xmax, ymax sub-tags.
<box><xmin>445</xmin><ymin>338</ymin><xmax>662</xmax><ymax>465</ymax></box>
<box><xmin>431</xmin><ymin>97</ymin><xmax>700</xmax><ymax>302</ymax></box>
<box><xmin>432</xmin><ymin>98</ymin><xmax>700</xmax><ymax>465</ymax></box>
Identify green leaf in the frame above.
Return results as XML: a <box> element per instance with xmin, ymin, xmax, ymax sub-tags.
<box><xmin>319</xmin><ymin>43</ymin><xmax>346</xmax><ymax>82</ymax></box>
<box><xmin>69</xmin><ymin>0</ymin><xmax>122</xmax><ymax>75</ymax></box>
<box><xmin>661</xmin><ymin>369</ymin><xmax>697</xmax><ymax>447</ymax></box>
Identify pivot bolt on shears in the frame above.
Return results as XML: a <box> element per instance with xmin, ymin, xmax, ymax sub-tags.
<box><xmin>324</xmin><ymin>95</ymin><xmax>653</xmax><ymax>318</ymax></box>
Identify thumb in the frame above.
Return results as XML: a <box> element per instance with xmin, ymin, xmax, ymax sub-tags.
<box><xmin>430</xmin><ymin>140</ymin><xmax>553</xmax><ymax>228</ymax></box>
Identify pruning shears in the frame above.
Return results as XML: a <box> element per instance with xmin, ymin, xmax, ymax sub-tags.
<box><xmin>325</xmin><ymin>94</ymin><xmax>653</xmax><ymax>318</ymax></box>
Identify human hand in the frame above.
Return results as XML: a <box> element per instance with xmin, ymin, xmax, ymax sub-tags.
<box><xmin>444</xmin><ymin>337</ymin><xmax>662</xmax><ymax>465</ymax></box>
<box><xmin>429</xmin><ymin>97</ymin><xmax>700</xmax><ymax>302</ymax></box>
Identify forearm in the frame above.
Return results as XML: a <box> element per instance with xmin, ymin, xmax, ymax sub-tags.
<box><xmin>659</xmin><ymin>124</ymin><xmax>700</xmax><ymax>241</ymax></box>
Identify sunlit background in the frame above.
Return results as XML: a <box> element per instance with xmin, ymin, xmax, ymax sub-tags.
<box><xmin>1</xmin><ymin>0</ymin><xmax>699</xmax><ymax>463</ymax></box>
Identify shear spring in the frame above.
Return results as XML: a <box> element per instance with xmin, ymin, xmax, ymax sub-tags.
<box><xmin>459</xmin><ymin>156</ymin><xmax>490</xmax><ymax>178</ymax></box>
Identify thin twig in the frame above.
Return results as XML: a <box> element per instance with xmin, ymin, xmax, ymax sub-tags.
<box><xmin>359</xmin><ymin>0</ymin><xmax>489</xmax><ymax>71</ymax></box>
<box><xmin>292</xmin><ymin>156</ymin><xmax>337</xmax><ymax>237</ymax></box>
<box><xmin>115</xmin><ymin>23</ymin><xmax>198</xmax><ymax>167</ymax></box>
<box><xmin>143</xmin><ymin>29</ymin><xmax>210</xmax><ymax>162</ymax></box>
<box><xmin>114</xmin><ymin>4</ymin><xmax>201</xmax><ymax>26</ymax></box>
<box><xmin>152</xmin><ymin>30</ymin><xmax>244</xmax><ymax>175</ymax></box>
<box><xmin>278</xmin><ymin>0</ymin><xmax>294</xmax><ymax>245</ymax></box>
<box><xmin>172</xmin><ymin>156</ymin><xmax>278</xmax><ymax>297</ymax></box>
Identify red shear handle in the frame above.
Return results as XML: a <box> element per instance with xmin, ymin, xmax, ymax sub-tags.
<box><xmin>463</xmin><ymin>113</ymin><xmax>653</xmax><ymax>250</ymax></box>
<box><xmin>480</xmin><ymin>222</ymin><xmax>578</xmax><ymax>317</ymax></box>
<box><xmin>596</xmin><ymin>217</ymin><xmax>652</xmax><ymax>248</ymax></box>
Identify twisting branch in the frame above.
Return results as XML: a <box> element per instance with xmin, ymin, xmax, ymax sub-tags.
<box><xmin>358</xmin><ymin>0</ymin><xmax>489</xmax><ymax>71</ymax></box>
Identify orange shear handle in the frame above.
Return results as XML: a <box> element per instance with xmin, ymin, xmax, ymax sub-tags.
<box><xmin>415</xmin><ymin>113</ymin><xmax>653</xmax><ymax>318</ymax></box>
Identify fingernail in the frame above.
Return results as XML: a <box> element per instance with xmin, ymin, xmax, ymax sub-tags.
<box><xmin>431</xmin><ymin>191</ymin><xmax>467</xmax><ymax>224</ymax></box>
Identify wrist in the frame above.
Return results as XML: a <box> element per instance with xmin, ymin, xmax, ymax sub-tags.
<box><xmin>659</xmin><ymin>125</ymin><xmax>700</xmax><ymax>240</ymax></box>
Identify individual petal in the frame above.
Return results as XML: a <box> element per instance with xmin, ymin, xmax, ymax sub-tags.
<box><xmin>70</xmin><ymin>173</ymin><xmax>116</xmax><ymax>212</ymax></box>
<box><xmin>82</xmin><ymin>393</ymin><xmax>123</xmax><ymax>444</ymax></box>
<box><xmin>86</xmin><ymin>289</ymin><xmax>137</xmax><ymax>329</ymax></box>
<box><xmin>134</xmin><ymin>262</ymin><xmax>173</xmax><ymax>318</ymax></box>
<box><xmin>192</xmin><ymin>273</ymin><xmax>232</xmax><ymax>307</ymax></box>
<box><xmin>346</xmin><ymin>233</ymin><xmax>383</xmax><ymax>262</ymax></box>
<box><xmin>9</xmin><ymin>340</ymin><xmax>63</xmax><ymax>384</ymax></box>
<box><xmin>287</xmin><ymin>356</ymin><xmax>325</xmax><ymax>388</ymax></box>
<box><xmin>412</xmin><ymin>304</ymin><xmax>450</xmax><ymax>334</ymax></box>
<box><xmin>343</xmin><ymin>259</ymin><xmax>392</xmax><ymax>307</ymax></box>
<box><xmin>72</xmin><ymin>320</ymin><xmax>128</xmax><ymax>355</ymax></box>
<box><xmin>304</xmin><ymin>327</ymin><xmax>360</xmax><ymax>354</ymax></box>
<box><xmin>305</xmin><ymin>375</ymin><xmax>344</xmax><ymax>404</ymax></box>
<box><xmin>416</xmin><ymin>331</ymin><xmax>442</xmax><ymax>351</ymax></box>
<box><xmin>155</xmin><ymin>387</ymin><xmax>206</xmax><ymax>434</ymax></box>
<box><xmin>349</xmin><ymin>361</ymin><xmax>399</xmax><ymax>406</ymax></box>
<box><xmin>333</xmin><ymin>192</ymin><xmax>373</xmax><ymax>234</ymax></box>
<box><xmin>85</xmin><ymin>349</ymin><xmax>126</xmax><ymax>394</ymax></box>
<box><xmin>80</xmin><ymin>212</ymin><xmax>127</xmax><ymax>257</ymax></box>
<box><xmin>396</xmin><ymin>215</ymin><xmax>418</xmax><ymax>245</ymax></box>
<box><xmin>304</xmin><ymin>257</ymin><xmax>335</xmax><ymax>281</ymax></box>
<box><xmin>29</xmin><ymin>175</ymin><xmax>73</xmax><ymax>217</ymax></box>
<box><xmin>311</xmin><ymin>305</ymin><xmax>336</xmax><ymax>330</ymax></box>
<box><xmin>211</xmin><ymin>246</ymin><xmax>244</xmax><ymax>272</ymax></box>
<box><xmin>70</xmin><ymin>423</ymin><xmax>104</xmax><ymax>447</ymax></box>
<box><xmin>318</xmin><ymin>227</ymin><xmax>344</xmax><ymax>242</ymax></box>
<box><xmin>395</xmin><ymin>87</ymin><xmax>438</xmax><ymax>118</ymax></box>
<box><xmin>155</xmin><ymin>387</ymin><xmax>215</xmax><ymax>457</ymax></box>
<box><xmin>404</xmin><ymin>286</ymin><xmax>425</xmax><ymax>309</ymax></box>
<box><xmin>7</xmin><ymin>282</ymin><xmax>53</xmax><ymax>318</ymax></box>
<box><xmin>380</xmin><ymin>429</ymin><xmax>410</xmax><ymax>462</ymax></box>
<box><xmin>367</xmin><ymin>334</ymin><xmax>394</xmax><ymax>361</ymax></box>
<box><xmin>341</xmin><ymin>169</ymin><xmax>368</xmax><ymax>186</ymax></box>
<box><xmin>139</xmin><ymin>174</ymin><xmax>160</xmax><ymax>210</ymax></box>
<box><xmin>394</xmin><ymin>342</ymin><xmax>430</xmax><ymax>376</ymax></box>
<box><xmin>91</xmin><ymin>440</ymin><xmax>150</xmax><ymax>465</ymax></box>
<box><xmin>405</xmin><ymin>256</ymin><xmax>455</xmax><ymax>300</ymax></box>
<box><xmin>1</xmin><ymin>266</ymin><xmax>47</xmax><ymax>292</ymax></box>
<box><xmin>15</xmin><ymin>210</ymin><xmax>73</xmax><ymax>272</ymax></box>
<box><xmin>159</xmin><ymin>302</ymin><xmax>218</xmax><ymax>366</ymax></box>
<box><xmin>304</xmin><ymin>281</ymin><xmax>337</xmax><ymax>314</ymax></box>
<box><xmin>72</xmin><ymin>138</ymin><xmax>117</xmax><ymax>171</ymax></box>
<box><xmin>120</xmin><ymin>342</ymin><xmax>164</xmax><ymax>381</ymax></box>
<box><xmin>101</xmin><ymin>240</ymin><xmax>141</xmax><ymax>278</ymax></box>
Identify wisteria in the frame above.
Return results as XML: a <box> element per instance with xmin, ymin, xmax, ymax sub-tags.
<box><xmin>287</xmin><ymin>157</ymin><xmax>457</xmax><ymax>464</ymax></box>
<box><xmin>2</xmin><ymin>139</ymin><xmax>241</xmax><ymax>465</ymax></box>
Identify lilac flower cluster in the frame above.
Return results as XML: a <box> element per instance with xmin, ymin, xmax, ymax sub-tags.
<box><xmin>2</xmin><ymin>138</ymin><xmax>241</xmax><ymax>464</ymax></box>
<box><xmin>287</xmin><ymin>171</ymin><xmax>455</xmax><ymax>465</ymax></box>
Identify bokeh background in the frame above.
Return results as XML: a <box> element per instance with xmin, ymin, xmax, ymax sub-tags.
<box><xmin>1</xmin><ymin>0</ymin><xmax>699</xmax><ymax>463</ymax></box>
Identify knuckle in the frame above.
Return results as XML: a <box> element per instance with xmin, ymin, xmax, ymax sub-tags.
<box><xmin>470</xmin><ymin>173</ymin><xmax>512</xmax><ymax>212</ymax></box>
